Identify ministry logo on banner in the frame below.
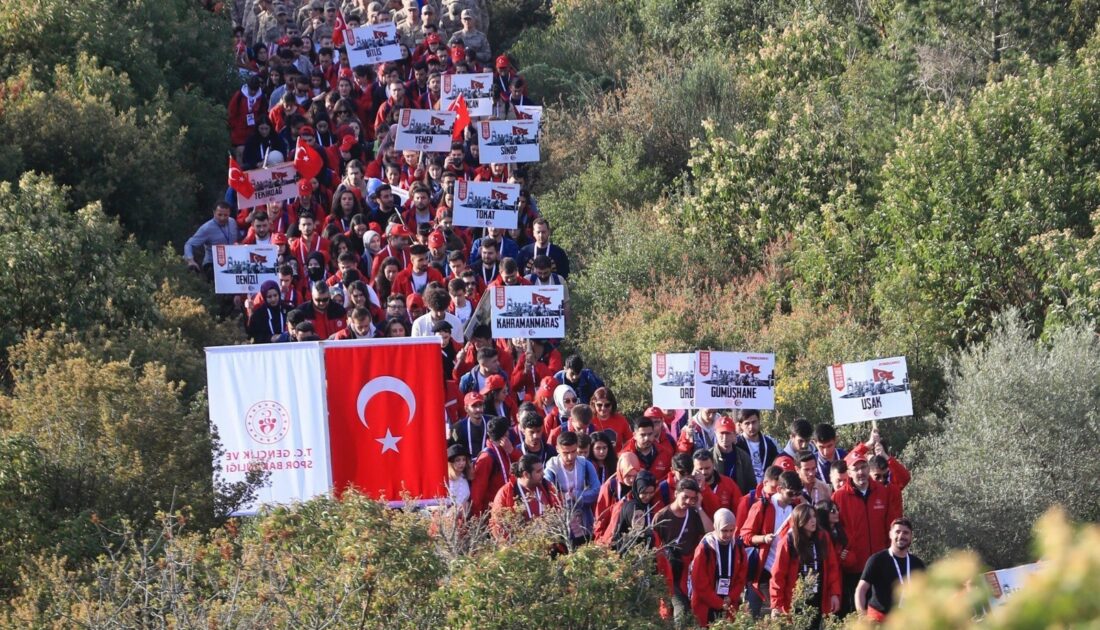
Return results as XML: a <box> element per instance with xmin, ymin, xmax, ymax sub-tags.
<box><xmin>205</xmin><ymin>343</ymin><xmax>332</xmax><ymax>516</ymax></box>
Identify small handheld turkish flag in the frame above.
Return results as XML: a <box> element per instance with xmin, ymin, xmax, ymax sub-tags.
<box><xmin>332</xmin><ymin>9</ymin><xmax>348</xmax><ymax>47</ymax></box>
<box><xmin>325</xmin><ymin>339</ymin><xmax>448</xmax><ymax>503</ymax></box>
<box><xmin>448</xmin><ymin>94</ymin><xmax>471</xmax><ymax>141</ymax></box>
<box><xmin>293</xmin><ymin>137</ymin><xmax>323</xmax><ymax>181</ymax></box>
<box><xmin>227</xmin><ymin>155</ymin><xmax>255</xmax><ymax>198</ymax></box>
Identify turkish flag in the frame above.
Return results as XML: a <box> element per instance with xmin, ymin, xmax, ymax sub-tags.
<box><xmin>293</xmin><ymin>137</ymin><xmax>324</xmax><ymax>181</ymax></box>
<box><xmin>448</xmin><ymin>94</ymin><xmax>470</xmax><ymax>141</ymax></box>
<box><xmin>227</xmin><ymin>155</ymin><xmax>255</xmax><ymax>198</ymax></box>
<box><xmin>873</xmin><ymin>369</ymin><xmax>894</xmax><ymax>382</ymax></box>
<box><xmin>740</xmin><ymin>360</ymin><xmax>761</xmax><ymax>375</ymax></box>
<box><xmin>332</xmin><ymin>9</ymin><xmax>348</xmax><ymax>47</ymax></box>
<box><xmin>325</xmin><ymin>339</ymin><xmax>448</xmax><ymax>503</ymax></box>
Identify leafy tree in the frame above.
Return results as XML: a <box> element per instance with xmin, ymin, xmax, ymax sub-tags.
<box><xmin>904</xmin><ymin>313</ymin><xmax>1100</xmax><ymax>568</ymax></box>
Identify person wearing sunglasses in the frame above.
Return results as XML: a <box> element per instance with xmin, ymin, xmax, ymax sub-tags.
<box><xmin>289</xmin><ymin>281</ymin><xmax>348</xmax><ymax>339</ymax></box>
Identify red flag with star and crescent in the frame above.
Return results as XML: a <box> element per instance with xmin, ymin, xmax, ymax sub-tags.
<box><xmin>293</xmin><ymin>136</ymin><xmax>324</xmax><ymax>181</ymax></box>
<box><xmin>227</xmin><ymin>155</ymin><xmax>255</xmax><ymax>198</ymax></box>
<box><xmin>324</xmin><ymin>338</ymin><xmax>448</xmax><ymax>503</ymax></box>
<box><xmin>332</xmin><ymin>8</ymin><xmax>348</xmax><ymax>48</ymax></box>
<box><xmin>448</xmin><ymin>94</ymin><xmax>470</xmax><ymax>141</ymax></box>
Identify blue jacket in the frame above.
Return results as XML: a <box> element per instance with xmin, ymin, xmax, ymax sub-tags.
<box><xmin>553</xmin><ymin>369</ymin><xmax>604</xmax><ymax>404</ymax></box>
<box><xmin>544</xmin><ymin>456</ymin><xmax>600</xmax><ymax>533</ymax></box>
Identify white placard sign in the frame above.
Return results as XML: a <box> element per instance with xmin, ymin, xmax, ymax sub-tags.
<box><xmin>236</xmin><ymin>162</ymin><xmax>299</xmax><ymax>210</ymax></box>
<box><xmin>441</xmin><ymin>73</ymin><xmax>494</xmax><ymax>117</ymax></box>
<box><xmin>478</xmin><ymin>119</ymin><xmax>540</xmax><ymax>164</ymax></box>
<box><xmin>344</xmin><ymin>24</ymin><xmax>402</xmax><ymax>67</ymax></box>
<box><xmin>206</xmin><ymin>343</ymin><xmax>332</xmax><ymax>515</ymax></box>
<box><xmin>212</xmin><ymin>244</ymin><xmax>279</xmax><ymax>294</ymax></box>
<box><xmin>453</xmin><ymin>180</ymin><xmax>520</xmax><ymax>229</ymax></box>
<box><xmin>489</xmin><ymin>285</ymin><xmax>565</xmax><ymax>339</ymax></box>
<box><xmin>984</xmin><ymin>562</ymin><xmax>1042</xmax><ymax>607</ymax></box>
<box><xmin>394</xmin><ymin>109</ymin><xmax>455</xmax><ymax>152</ymax></box>
<box><xmin>515</xmin><ymin>104</ymin><xmax>543</xmax><ymax>127</ymax></box>
<box><xmin>695</xmin><ymin>351</ymin><xmax>776</xmax><ymax>410</ymax></box>
<box><xmin>828</xmin><ymin>356</ymin><xmax>913</xmax><ymax>425</ymax></box>
<box><xmin>652</xmin><ymin>353</ymin><xmax>695</xmax><ymax>409</ymax></box>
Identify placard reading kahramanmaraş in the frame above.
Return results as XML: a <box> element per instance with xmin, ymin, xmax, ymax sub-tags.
<box><xmin>694</xmin><ymin>351</ymin><xmax>776</xmax><ymax>410</ymax></box>
<box><xmin>828</xmin><ymin>356</ymin><xmax>913</xmax><ymax>425</ymax></box>
<box><xmin>490</xmin><ymin>285</ymin><xmax>565</xmax><ymax>339</ymax></box>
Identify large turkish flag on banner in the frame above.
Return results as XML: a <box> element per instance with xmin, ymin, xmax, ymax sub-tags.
<box><xmin>324</xmin><ymin>338</ymin><xmax>448</xmax><ymax>504</ymax></box>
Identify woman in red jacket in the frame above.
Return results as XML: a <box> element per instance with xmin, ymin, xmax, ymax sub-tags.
<box><xmin>690</xmin><ymin>508</ymin><xmax>747</xmax><ymax>627</ymax></box>
<box><xmin>769</xmin><ymin>503</ymin><xmax>842</xmax><ymax>624</ymax></box>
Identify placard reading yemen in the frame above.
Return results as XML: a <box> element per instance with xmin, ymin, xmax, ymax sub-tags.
<box><xmin>490</xmin><ymin>285</ymin><xmax>565</xmax><ymax>339</ymax></box>
<box><xmin>344</xmin><ymin>24</ymin><xmax>402</xmax><ymax>67</ymax></box>
<box><xmin>394</xmin><ymin>109</ymin><xmax>455</xmax><ymax>152</ymax></box>
<box><xmin>828</xmin><ymin>356</ymin><xmax>913</xmax><ymax>425</ymax></box>
<box><xmin>694</xmin><ymin>351</ymin><xmax>777</xmax><ymax>410</ymax></box>
<box><xmin>652</xmin><ymin>352</ymin><xmax>695</xmax><ymax>409</ymax></box>
<box><xmin>453</xmin><ymin>180</ymin><xmax>521</xmax><ymax>229</ymax></box>
<box><xmin>478</xmin><ymin>119</ymin><xmax>540</xmax><ymax>164</ymax></box>
<box><xmin>441</xmin><ymin>73</ymin><xmax>494</xmax><ymax>117</ymax></box>
<box><xmin>213</xmin><ymin>245</ymin><xmax>279</xmax><ymax>294</ymax></box>
<box><xmin>236</xmin><ymin>162</ymin><xmax>299</xmax><ymax>210</ymax></box>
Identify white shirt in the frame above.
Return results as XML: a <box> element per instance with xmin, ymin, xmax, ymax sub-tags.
<box><xmin>452</xmin><ymin>300</ymin><xmax>474</xmax><ymax>326</ymax></box>
<box><xmin>764</xmin><ymin>494</ymin><xmax>795</xmax><ymax>572</ymax></box>
<box><xmin>745</xmin><ymin>437</ymin><xmax>764</xmax><ymax>483</ymax></box>
<box><xmin>448</xmin><ymin>477</ymin><xmax>470</xmax><ymax>510</ymax></box>
<box><xmin>411</xmin><ymin>312</ymin><xmax>465</xmax><ymax>343</ymax></box>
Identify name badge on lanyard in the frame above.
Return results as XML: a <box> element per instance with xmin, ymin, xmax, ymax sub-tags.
<box><xmin>715</xmin><ymin>540</ymin><xmax>734</xmax><ymax>596</ymax></box>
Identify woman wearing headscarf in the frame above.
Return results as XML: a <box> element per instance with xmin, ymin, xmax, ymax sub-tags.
<box><xmin>601</xmin><ymin>470</ymin><xmax>659</xmax><ymax>552</ymax></box>
<box><xmin>769</xmin><ymin>503</ymin><xmax>842</xmax><ymax>624</ymax></box>
<box><xmin>592</xmin><ymin>451</ymin><xmax>641</xmax><ymax>542</ymax></box>
<box><xmin>540</xmin><ymin>383</ymin><xmax>576</xmax><ymax>437</ymax></box>
<box><xmin>246</xmin><ymin>280</ymin><xmax>289</xmax><ymax>343</ymax></box>
<box><xmin>690</xmin><ymin>508</ymin><xmax>748</xmax><ymax>626</ymax></box>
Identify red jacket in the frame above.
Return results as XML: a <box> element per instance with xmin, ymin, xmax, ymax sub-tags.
<box><xmin>227</xmin><ymin>88</ymin><xmax>267</xmax><ymax>145</ymax></box>
<box><xmin>740</xmin><ymin>494</ymin><xmax>796</xmax><ymax>583</ymax></box>
<box><xmin>290</xmin><ymin>234</ymin><xmax>331</xmax><ymax>271</ymax></box>
<box><xmin>509</xmin><ymin>353</ymin><xmax>553</xmax><ymax>401</ymax></box>
<box><xmin>391</xmin><ymin>266</ymin><xmax>445</xmax><ymax>296</ymax></box>
<box><xmin>470</xmin><ymin>443</ymin><xmax>520</xmax><ymax>515</ymax></box>
<box><xmin>699</xmin><ymin>474</ymin><xmax>743</xmax><ymax>519</ymax></box>
<box><xmin>490</xmin><ymin>478</ymin><xmax>559</xmax><ymax>539</ymax></box>
<box><xmin>832</xmin><ymin>480</ymin><xmax>901</xmax><ymax>574</ymax></box>
<box><xmin>621</xmin><ymin>439</ymin><xmax>674</xmax><ymax>481</ymax></box>
<box><xmin>292</xmin><ymin>300</ymin><xmax>347</xmax><ymax>339</ymax></box>
<box><xmin>769</xmin><ymin>530</ymin><xmax>842</xmax><ymax>614</ymax></box>
<box><xmin>690</xmin><ymin>536</ymin><xmax>748</xmax><ymax>627</ymax></box>
<box><xmin>593</xmin><ymin>475</ymin><xmax>633</xmax><ymax>542</ymax></box>
<box><xmin>452</xmin><ymin>339</ymin><xmax>513</xmax><ymax>381</ymax></box>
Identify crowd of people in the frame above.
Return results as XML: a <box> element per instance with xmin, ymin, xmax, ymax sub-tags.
<box><xmin>192</xmin><ymin>1</ymin><xmax>924</xmax><ymax>626</ymax></box>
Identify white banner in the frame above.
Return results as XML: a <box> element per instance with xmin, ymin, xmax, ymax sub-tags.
<box><xmin>828</xmin><ymin>356</ymin><xmax>913</xmax><ymax>425</ymax></box>
<box><xmin>345</xmin><ymin>24</ymin><xmax>402</xmax><ymax>67</ymax></box>
<box><xmin>694</xmin><ymin>351</ymin><xmax>776</xmax><ymax>410</ymax></box>
<box><xmin>212</xmin><ymin>244</ymin><xmax>279</xmax><ymax>294</ymax></box>
<box><xmin>236</xmin><ymin>161</ymin><xmax>299</xmax><ymax>210</ymax></box>
<box><xmin>652</xmin><ymin>353</ymin><xmax>695</xmax><ymax>409</ymax></box>
<box><xmin>453</xmin><ymin>180</ymin><xmax>520</xmax><ymax>229</ymax></box>
<box><xmin>206</xmin><ymin>343</ymin><xmax>332</xmax><ymax>515</ymax></box>
<box><xmin>441</xmin><ymin>73</ymin><xmax>494</xmax><ymax>117</ymax></box>
<box><xmin>489</xmin><ymin>285</ymin><xmax>565</xmax><ymax>339</ymax></box>
<box><xmin>478</xmin><ymin>119</ymin><xmax>540</xmax><ymax>164</ymax></box>
<box><xmin>984</xmin><ymin>562</ymin><xmax>1041</xmax><ymax>607</ymax></box>
<box><xmin>394</xmin><ymin>109</ymin><xmax>455</xmax><ymax>152</ymax></box>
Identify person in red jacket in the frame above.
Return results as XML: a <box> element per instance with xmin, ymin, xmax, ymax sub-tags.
<box><xmin>589</xmin><ymin>387</ymin><xmax>632</xmax><ymax>447</ymax></box>
<box><xmin>740</xmin><ymin>470</ymin><xmax>804</xmax><ymax>617</ymax></box>
<box><xmin>832</xmin><ymin>449</ymin><xmax>902</xmax><ymax>615</ymax></box>
<box><xmin>593</xmin><ymin>452</ymin><xmax>641</xmax><ymax>541</ymax></box>
<box><xmin>228</xmin><ymin>74</ymin><xmax>268</xmax><ymax>154</ymax></box>
<box><xmin>391</xmin><ymin>243</ymin><xmax>445</xmax><ymax>296</ymax></box>
<box><xmin>692</xmin><ymin>450</ymin><xmax>743</xmax><ymax>518</ymax></box>
<box><xmin>690</xmin><ymin>508</ymin><xmax>748</xmax><ymax>627</ymax></box>
<box><xmin>621</xmin><ymin>417</ymin><xmax>673</xmax><ymax>481</ymax></box>
<box><xmin>470</xmin><ymin>417</ymin><xmax>519</xmax><ymax>516</ymax></box>
<box><xmin>289</xmin><ymin>281</ymin><xmax>348</xmax><ymax>338</ymax></box>
<box><xmin>490</xmin><ymin>453</ymin><xmax>560</xmax><ymax>540</ymax></box>
<box><xmin>769</xmin><ymin>503</ymin><xmax>842</xmax><ymax>622</ymax></box>
<box><xmin>290</xmin><ymin>213</ymin><xmax>332</xmax><ymax>273</ymax></box>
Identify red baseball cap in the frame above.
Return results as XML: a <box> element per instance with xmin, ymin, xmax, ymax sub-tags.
<box><xmin>535</xmin><ymin>376</ymin><xmax>557</xmax><ymax>401</ymax></box>
<box><xmin>339</xmin><ymin>134</ymin><xmax>356</xmax><ymax>152</ymax></box>
<box><xmin>299</xmin><ymin>125</ymin><xmax>315</xmax><ymax>135</ymax></box>
<box><xmin>425</xmin><ymin>33</ymin><xmax>442</xmax><ymax>46</ymax></box>
<box><xmin>715</xmin><ymin>416</ymin><xmax>737</xmax><ymax>433</ymax></box>
<box><xmin>272</xmin><ymin>233</ymin><xmax>288</xmax><ymax>246</ymax></box>
<box><xmin>389</xmin><ymin>224</ymin><xmax>412</xmax><ymax>238</ymax></box>
<box><xmin>298</xmin><ymin>179</ymin><xmax>314</xmax><ymax>196</ymax></box>
<box><xmin>845</xmin><ymin>442</ymin><xmax>870</xmax><ymax>468</ymax></box>
<box><xmin>464</xmin><ymin>392</ymin><xmax>484</xmax><ymax>407</ymax></box>
<box><xmin>480</xmin><ymin>373</ymin><xmax>506</xmax><ymax>395</ymax></box>
<box><xmin>428</xmin><ymin>231</ymin><xmax>445</xmax><ymax>249</ymax></box>
<box><xmin>775</xmin><ymin>457</ymin><xmax>797</xmax><ymax>472</ymax></box>
<box><xmin>495</xmin><ymin>55</ymin><xmax>510</xmax><ymax>69</ymax></box>
<box><xmin>406</xmin><ymin>293</ymin><xmax>425</xmax><ymax>310</ymax></box>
